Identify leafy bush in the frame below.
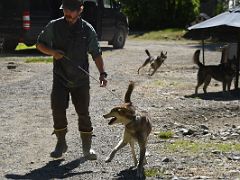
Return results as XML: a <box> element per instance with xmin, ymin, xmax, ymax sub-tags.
<box><xmin>119</xmin><ymin>0</ymin><xmax>200</xmax><ymax>30</ymax></box>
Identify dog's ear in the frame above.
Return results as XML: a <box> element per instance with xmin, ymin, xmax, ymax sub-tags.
<box><xmin>161</xmin><ymin>51</ymin><xmax>167</xmax><ymax>56</ymax></box>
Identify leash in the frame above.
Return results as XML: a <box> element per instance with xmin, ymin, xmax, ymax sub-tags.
<box><xmin>63</xmin><ymin>55</ymin><xmax>150</xmax><ymax>113</ymax></box>
<box><xmin>62</xmin><ymin>55</ymin><xmax>125</xmax><ymax>103</ymax></box>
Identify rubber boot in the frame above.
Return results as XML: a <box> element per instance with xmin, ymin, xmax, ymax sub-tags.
<box><xmin>50</xmin><ymin>128</ymin><xmax>68</xmax><ymax>158</ymax></box>
<box><xmin>80</xmin><ymin>131</ymin><xmax>97</xmax><ymax>160</ymax></box>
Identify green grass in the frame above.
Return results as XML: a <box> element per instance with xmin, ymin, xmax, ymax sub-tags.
<box><xmin>16</xmin><ymin>43</ymin><xmax>36</xmax><ymax>50</ymax></box>
<box><xmin>25</xmin><ymin>57</ymin><xmax>53</xmax><ymax>63</ymax></box>
<box><xmin>151</xmin><ymin>80</ymin><xmax>192</xmax><ymax>89</ymax></box>
<box><xmin>144</xmin><ymin>167</ymin><xmax>164</xmax><ymax>177</ymax></box>
<box><xmin>165</xmin><ymin>140</ymin><xmax>240</xmax><ymax>154</ymax></box>
<box><xmin>15</xmin><ymin>43</ymin><xmax>52</xmax><ymax>63</ymax></box>
<box><xmin>158</xmin><ymin>131</ymin><xmax>174</xmax><ymax>139</ymax></box>
<box><xmin>152</xmin><ymin>80</ymin><xmax>168</xmax><ymax>87</ymax></box>
<box><xmin>129</xmin><ymin>28</ymin><xmax>187</xmax><ymax>41</ymax></box>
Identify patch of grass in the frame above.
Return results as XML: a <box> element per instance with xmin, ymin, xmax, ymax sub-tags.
<box><xmin>144</xmin><ymin>167</ymin><xmax>164</xmax><ymax>177</ymax></box>
<box><xmin>158</xmin><ymin>131</ymin><xmax>174</xmax><ymax>139</ymax></box>
<box><xmin>16</xmin><ymin>43</ymin><xmax>36</xmax><ymax>50</ymax></box>
<box><xmin>25</xmin><ymin>57</ymin><xmax>53</xmax><ymax>63</ymax></box>
<box><xmin>151</xmin><ymin>80</ymin><xmax>191</xmax><ymax>89</ymax></box>
<box><xmin>165</xmin><ymin>140</ymin><xmax>240</xmax><ymax>154</ymax></box>
<box><xmin>152</xmin><ymin>80</ymin><xmax>168</xmax><ymax>87</ymax></box>
<box><xmin>129</xmin><ymin>28</ymin><xmax>187</xmax><ymax>41</ymax></box>
<box><xmin>169</xmin><ymin>81</ymin><xmax>181</xmax><ymax>87</ymax></box>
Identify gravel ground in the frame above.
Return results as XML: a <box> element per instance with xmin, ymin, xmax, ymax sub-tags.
<box><xmin>0</xmin><ymin>39</ymin><xmax>240</xmax><ymax>180</ymax></box>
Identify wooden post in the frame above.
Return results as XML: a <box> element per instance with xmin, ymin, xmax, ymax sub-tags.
<box><xmin>202</xmin><ymin>40</ymin><xmax>205</xmax><ymax>65</ymax></box>
<box><xmin>234</xmin><ymin>42</ymin><xmax>240</xmax><ymax>89</ymax></box>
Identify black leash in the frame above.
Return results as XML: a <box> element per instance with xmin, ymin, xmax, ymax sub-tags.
<box><xmin>62</xmin><ymin>55</ymin><xmax>124</xmax><ymax>103</ymax></box>
<box><xmin>62</xmin><ymin>55</ymin><xmax>150</xmax><ymax>113</ymax></box>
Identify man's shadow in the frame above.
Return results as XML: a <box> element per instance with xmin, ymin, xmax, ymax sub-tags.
<box><xmin>185</xmin><ymin>89</ymin><xmax>240</xmax><ymax>101</ymax></box>
<box><xmin>5</xmin><ymin>158</ymin><xmax>92</xmax><ymax>180</ymax></box>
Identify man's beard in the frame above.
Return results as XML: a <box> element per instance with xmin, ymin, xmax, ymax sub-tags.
<box><xmin>65</xmin><ymin>16</ymin><xmax>78</xmax><ymax>25</ymax></box>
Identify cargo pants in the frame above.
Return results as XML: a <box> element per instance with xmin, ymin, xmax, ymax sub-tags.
<box><xmin>51</xmin><ymin>78</ymin><xmax>93</xmax><ymax>132</ymax></box>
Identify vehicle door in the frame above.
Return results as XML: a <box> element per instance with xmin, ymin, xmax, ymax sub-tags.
<box><xmin>100</xmin><ymin>0</ymin><xmax>116</xmax><ymax>40</ymax></box>
<box><xmin>82</xmin><ymin>0</ymin><xmax>100</xmax><ymax>38</ymax></box>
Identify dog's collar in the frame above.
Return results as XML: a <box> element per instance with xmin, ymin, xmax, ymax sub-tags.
<box><xmin>135</xmin><ymin>115</ymin><xmax>141</xmax><ymax>121</ymax></box>
<box><xmin>125</xmin><ymin>115</ymin><xmax>141</xmax><ymax>128</ymax></box>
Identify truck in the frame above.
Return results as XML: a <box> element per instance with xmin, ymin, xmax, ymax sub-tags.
<box><xmin>0</xmin><ymin>0</ymin><xmax>129</xmax><ymax>52</ymax></box>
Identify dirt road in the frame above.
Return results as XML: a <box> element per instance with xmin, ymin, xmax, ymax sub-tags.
<box><xmin>0</xmin><ymin>40</ymin><xmax>240</xmax><ymax>179</ymax></box>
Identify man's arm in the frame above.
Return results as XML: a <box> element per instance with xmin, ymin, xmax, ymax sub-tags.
<box><xmin>36</xmin><ymin>43</ymin><xmax>63</xmax><ymax>60</ymax></box>
<box><xmin>94</xmin><ymin>55</ymin><xmax>107</xmax><ymax>87</ymax></box>
<box><xmin>87</xmin><ymin>24</ymin><xmax>107</xmax><ymax>87</ymax></box>
<box><xmin>36</xmin><ymin>20</ymin><xmax>64</xmax><ymax>60</ymax></box>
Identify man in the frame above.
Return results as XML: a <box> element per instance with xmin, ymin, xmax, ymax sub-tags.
<box><xmin>36</xmin><ymin>0</ymin><xmax>107</xmax><ymax>160</ymax></box>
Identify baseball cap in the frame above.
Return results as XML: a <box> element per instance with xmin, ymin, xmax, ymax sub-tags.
<box><xmin>60</xmin><ymin>0</ymin><xmax>83</xmax><ymax>11</ymax></box>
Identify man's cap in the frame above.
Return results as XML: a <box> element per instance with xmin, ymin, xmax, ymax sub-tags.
<box><xmin>60</xmin><ymin>0</ymin><xmax>83</xmax><ymax>11</ymax></box>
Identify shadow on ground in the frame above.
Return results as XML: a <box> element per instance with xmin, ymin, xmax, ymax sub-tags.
<box><xmin>113</xmin><ymin>167</ymin><xmax>146</xmax><ymax>180</ymax></box>
<box><xmin>185</xmin><ymin>89</ymin><xmax>240</xmax><ymax>101</ymax></box>
<box><xmin>5</xmin><ymin>158</ymin><xmax>91</xmax><ymax>180</ymax></box>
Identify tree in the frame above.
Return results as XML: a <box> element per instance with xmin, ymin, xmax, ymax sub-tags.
<box><xmin>119</xmin><ymin>0</ymin><xmax>200</xmax><ymax>30</ymax></box>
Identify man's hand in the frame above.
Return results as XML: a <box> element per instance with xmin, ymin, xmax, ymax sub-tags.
<box><xmin>53</xmin><ymin>50</ymin><xmax>64</xmax><ymax>60</ymax></box>
<box><xmin>99</xmin><ymin>75</ymin><xmax>107</xmax><ymax>87</ymax></box>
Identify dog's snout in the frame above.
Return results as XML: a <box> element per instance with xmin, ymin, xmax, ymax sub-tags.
<box><xmin>103</xmin><ymin>113</ymin><xmax>110</xmax><ymax>118</ymax></box>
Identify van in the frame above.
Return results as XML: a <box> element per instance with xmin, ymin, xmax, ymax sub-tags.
<box><xmin>0</xmin><ymin>0</ymin><xmax>129</xmax><ymax>52</ymax></box>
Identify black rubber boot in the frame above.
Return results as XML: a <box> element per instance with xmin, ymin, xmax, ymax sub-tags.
<box><xmin>80</xmin><ymin>132</ymin><xmax>97</xmax><ymax>160</ymax></box>
<box><xmin>50</xmin><ymin>128</ymin><xmax>68</xmax><ymax>158</ymax></box>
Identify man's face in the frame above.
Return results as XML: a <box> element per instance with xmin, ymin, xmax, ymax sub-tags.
<box><xmin>63</xmin><ymin>6</ymin><xmax>82</xmax><ymax>25</ymax></box>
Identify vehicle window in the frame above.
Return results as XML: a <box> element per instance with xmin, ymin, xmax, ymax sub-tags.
<box><xmin>103</xmin><ymin>0</ymin><xmax>112</xmax><ymax>8</ymax></box>
<box><xmin>83</xmin><ymin>0</ymin><xmax>98</xmax><ymax>6</ymax></box>
<box><xmin>30</xmin><ymin>0</ymin><xmax>50</xmax><ymax>12</ymax></box>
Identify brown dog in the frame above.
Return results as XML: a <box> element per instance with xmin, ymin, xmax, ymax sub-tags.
<box><xmin>103</xmin><ymin>81</ymin><xmax>152</xmax><ymax>179</ymax></box>
<box><xmin>193</xmin><ymin>49</ymin><xmax>236</xmax><ymax>94</ymax></box>
<box><xmin>138</xmin><ymin>49</ymin><xmax>167</xmax><ymax>76</ymax></box>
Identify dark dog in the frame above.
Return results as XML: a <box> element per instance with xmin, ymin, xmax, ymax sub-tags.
<box><xmin>103</xmin><ymin>81</ymin><xmax>152</xmax><ymax>179</ymax></box>
<box><xmin>138</xmin><ymin>49</ymin><xmax>167</xmax><ymax>76</ymax></box>
<box><xmin>193</xmin><ymin>49</ymin><xmax>236</xmax><ymax>94</ymax></box>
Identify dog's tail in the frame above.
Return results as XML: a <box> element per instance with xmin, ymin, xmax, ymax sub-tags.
<box><xmin>193</xmin><ymin>49</ymin><xmax>203</xmax><ymax>67</ymax></box>
<box><xmin>145</xmin><ymin>49</ymin><xmax>151</xmax><ymax>57</ymax></box>
<box><xmin>124</xmin><ymin>81</ymin><xmax>135</xmax><ymax>104</ymax></box>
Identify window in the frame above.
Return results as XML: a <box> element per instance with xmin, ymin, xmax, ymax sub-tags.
<box><xmin>103</xmin><ymin>0</ymin><xmax>111</xmax><ymax>8</ymax></box>
<box><xmin>83</xmin><ymin>0</ymin><xmax>98</xmax><ymax>6</ymax></box>
<box><xmin>30</xmin><ymin>0</ymin><xmax>50</xmax><ymax>12</ymax></box>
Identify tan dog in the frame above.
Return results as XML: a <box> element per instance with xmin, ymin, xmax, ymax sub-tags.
<box><xmin>193</xmin><ymin>49</ymin><xmax>236</xmax><ymax>94</ymax></box>
<box><xmin>138</xmin><ymin>49</ymin><xmax>167</xmax><ymax>76</ymax></box>
<box><xmin>103</xmin><ymin>82</ymin><xmax>152</xmax><ymax>179</ymax></box>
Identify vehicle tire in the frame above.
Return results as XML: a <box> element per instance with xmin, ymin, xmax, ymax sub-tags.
<box><xmin>3</xmin><ymin>40</ymin><xmax>18</xmax><ymax>52</ymax></box>
<box><xmin>112</xmin><ymin>26</ymin><xmax>127</xmax><ymax>49</ymax></box>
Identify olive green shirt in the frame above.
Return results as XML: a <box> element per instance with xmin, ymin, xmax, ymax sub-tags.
<box><xmin>37</xmin><ymin>17</ymin><xmax>102</xmax><ymax>59</ymax></box>
<box><xmin>37</xmin><ymin>17</ymin><xmax>102</xmax><ymax>87</ymax></box>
